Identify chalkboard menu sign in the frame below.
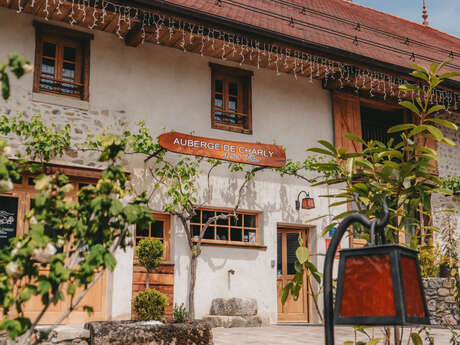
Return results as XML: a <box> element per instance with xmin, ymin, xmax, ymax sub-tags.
<box><xmin>0</xmin><ymin>196</ymin><xmax>18</xmax><ymax>250</ymax></box>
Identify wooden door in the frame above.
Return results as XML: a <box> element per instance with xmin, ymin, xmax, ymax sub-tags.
<box><xmin>2</xmin><ymin>174</ymin><xmax>107</xmax><ymax>324</ymax></box>
<box><xmin>277</xmin><ymin>227</ymin><xmax>310</xmax><ymax>322</ymax></box>
<box><xmin>132</xmin><ymin>213</ymin><xmax>174</xmax><ymax>316</ymax></box>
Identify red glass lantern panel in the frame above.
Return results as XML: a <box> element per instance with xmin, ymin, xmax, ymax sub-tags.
<box><xmin>339</xmin><ymin>254</ymin><xmax>396</xmax><ymax>317</ymax></box>
<box><xmin>400</xmin><ymin>255</ymin><xmax>426</xmax><ymax>318</ymax></box>
<box><xmin>335</xmin><ymin>245</ymin><xmax>430</xmax><ymax>326</ymax></box>
<box><xmin>301</xmin><ymin>197</ymin><xmax>315</xmax><ymax>209</ymax></box>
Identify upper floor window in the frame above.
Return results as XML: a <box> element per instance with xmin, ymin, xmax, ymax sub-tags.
<box><xmin>33</xmin><ymin>22</ymin><xmax>92</xmax><ymax>101</ymax></box>
<box><xmin>210</xmin><ymin>63</ymin><xmax>253</xmax><ymax>134</ymax></box>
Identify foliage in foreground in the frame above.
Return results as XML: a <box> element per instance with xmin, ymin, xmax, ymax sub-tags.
<box><xmin>0</xmin><ymin>135</ymin><xmax>153</xmax><ymax>343</ymax></box>
<box><xmin>281</xmin><ymin>61</ymin><xmax>460</xmax><ymax>345</ymax></box>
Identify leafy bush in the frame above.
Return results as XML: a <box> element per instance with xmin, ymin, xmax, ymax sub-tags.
<box><xmin>419</xmin><ymin>244</ymin><xmax>442</xmax><ymax>278</ymax></box>
<box><xmin>133</xmin><ymin>289</ymin><xmax>167</xmax><ymax>321</ymax></box>
<box><xmin>135</xmin><ymin>237</ymin><xmax>164</xmax><ymax>273</ymax></box>
<box><xmin>173</xmin><ymin>303</ymin><xmax>190</xmax><ymax>323</ymax></box>
<box><xmin>441</xmin><ymin>175</ymin><xmax>460</xmax><ymax>194</ymax></box>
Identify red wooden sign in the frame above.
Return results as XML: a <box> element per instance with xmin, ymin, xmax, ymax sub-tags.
<box><xmin>158</xmin><ymin>132</ymin><xmax>286</xmax><ymax>167</ymax></box>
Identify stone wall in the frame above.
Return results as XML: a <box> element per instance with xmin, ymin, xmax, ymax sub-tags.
<box><xmin>0</xmin><ymin>87</ymin><xmax>129</xmax><ymax>168</ymax></box>
<box><xmin>423</xmin><ymin>278</ymin><xmax>460</xmax><ymax>326</ymax></box>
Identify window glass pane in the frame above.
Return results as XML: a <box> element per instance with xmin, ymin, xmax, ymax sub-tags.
<box><xmin>244</xmin><ymin>214</ymin><xmax>257</xmax><ymax>228</ymax></box>
<box><xmin>231</xmin><ymin>228</ymin><xmax>242</xmax><ymax>242</ymax></box>
<box><xmin>43</xmin><ymin>42</ymin><xmax>56</xmax><ymax>58</ymax></box>
<box><xmin>151</xmin><ymin>221</ymin><xmax>164</xmax><ymax>238</ymax></box>
<box><xmin>64</xmin><ymin>46</ymin><xmax>76</xmax><ymax>62</ymax></box>
<box><xmin>244</xmin><ymin>230</ymin><xmax>256</xmax><ymax>243</ymax></box>
<box><xmin>214</xmin><ymin>93</ymin><xmax>223</xmax><ymax>109</ymax></box>
<box><xmin>287</xmin><ymin>233</ymin><xmax>299</xmax><ymax>274</ymax></box>
<box><xmin>277</xmin><ymin>234</ymin><xmax>282</xmax><ymax>274</ymax></box>
<box><xmin>216</xmin><ymin>214</ymin><xmax>228</xmax><ymax>226</ymax></box>
<box><xmin>192</xmin><ymin>225</ymin><xmax>200</xmax><ymax>237</ymax></box>
<box><xmin>41</xmin><ymin>58</ymin><xmax>55</xmax><ymax>76</ymax></box>
<box><xmin>216</xmin><ymin>227</ymin><xmax>228</xmax><ymax>241</ymax></box>
<box><xmin>203</xmin><ymin>227</ymin><xmax>215</xmax><ymax>240</ymax></box>
<box><xmin>63</xmin><ymin>62</ymin><xmax>75</xmax><ymax>81</ymax></box>
<box><xmin>202</xmin><ymin>210</ymin><xmax>215</xmax><ymax>224</ymax></box>
<box><xmin>229</xmin><ymin>82</ymin><xmax>238</xmax><ymax>95</ymax></box>
<box><xmin>191</xmin><ymin>212</ymin><xmax>201</xmax><ymax>224</ymax></box>
<box><xmin>215</xmin><ymin>111</ymin><xmax>223</xmax><ymax>122</ymax></box>
<box><xmin>230</xmin><ymin>215</ymin><xmax>242</xmax><ymax>227</ymax></box>
<box><xmin>136</xmin><ymin>224</ymin><xmax>149</xmax><ymax>237</ymax></box>
<box><xmin>215</xmin><ymin>79</ymin><xmax>223</xmax><ymax>93</ymax></box>
<box><xmin>228</xmin><ymin>96</ymin><xmax>238</xmax><ymax>111</ymax></box>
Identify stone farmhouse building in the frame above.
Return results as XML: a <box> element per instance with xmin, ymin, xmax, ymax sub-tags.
<box><xmin>0</xmin><ymin>0</ymin><xmax>459</xmax><ymax>326</ymax></box>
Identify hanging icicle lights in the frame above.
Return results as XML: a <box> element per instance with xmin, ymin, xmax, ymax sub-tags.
<box><xmin>13</xmin><ymin>0</ymin><xmax>460</xmax><ymax>110</ymax></box>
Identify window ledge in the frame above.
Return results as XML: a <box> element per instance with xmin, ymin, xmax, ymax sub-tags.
<box><xmin>32</xmin><ymin>92</ymin><xmax>89</xmax><ymax>111</ymax></box>
<box><xmin>193</xmin><ymin>239</ymin><xmax>266</xmax><ymax>250</ymax></box>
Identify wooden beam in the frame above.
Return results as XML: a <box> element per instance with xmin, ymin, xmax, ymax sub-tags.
<box><xmin>124</xmin><ymin>21</ymin><xmax>143</xmax><ymax>47</ymax></box>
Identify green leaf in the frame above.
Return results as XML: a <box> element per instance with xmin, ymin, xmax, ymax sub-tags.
<box><xmin>424</xmin><ymin>125</ymin><xmax>443</xmax><ymax>141</ymax></box>
<box><xmin>439</xmin><ymin>72</ymin><xmax>460</xmax><ymax>79</ymax></box>
<box><xmin>344</xmin><ymin>133</ymin><xmax>366</xmax><ymax>145</ymax></box>
<box><xmin>67</xmin><ymin>284</ymin><xmax>76</xmax><ymax>295</ymax></box>
<box><xmin>426</xmin><ymin>118</ymin><xmax>458</xmax><ymax>130</ymax></box>
<box><xmin>296</xmin><ymin>247</ymin><xmax>309</xmax><ymax>264</ymax></box>
<box><xmin>366</xmin><ymin>340</ymin><xmax>382</xmax><ymax>345</ymax></box>
<box><xmin>411</xmin><ymin>63</ymin><xmax>428</xmax><ymax>74</ymax></box>
<box><xmin>83</xmin><ymin>305</ymin><xmax>94</xmax><ymax>316</ymax></box>
<box><xmin>410</xmin><ymin>333</ymin><xmax>423</xmax><ymax>345</ymax></box>
<box><xmin>318</xmin><ymin>140</ymin><xmax>337</xmax><ymax>154</ymax></box>
<box><xmin>123</xmin><ymin>204</ymin><xmax>140</xmax><ymax>223</ymax></box>
<box><xmin>410</xmin><ymin>70</ymin><xmax>429</xmax><ymax>82</ymax></box>
<box><xmin>426</xmin><ymin>104</ymin><xmax>445</xmax><ymax>116</ymax></box>
<box><xmin>281</xmin><ymin>283</ymin><xmax>292</xmax><ymax>305</ymax></box>
<box><xmin>308</xmin><ymin>147</ymin><xmax>335</xmax><ymax>157</ymax></box>
<box><xmin>387</xmin><ymin>123</ymin><xmax>416</xmax><ymax>133</ymax></box>
<box><xmin>322</xmin><ymin>223</ymin><xmax>337</xmax><ymax>236</ymax></box>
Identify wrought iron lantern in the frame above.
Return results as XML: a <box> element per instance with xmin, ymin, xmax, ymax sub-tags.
<box><xmin>295</xmin><ymin>191</ymin><xmax>315</xmax><ymax>210</ymax></box>
<box><xmin>323</xmin><ymin>198</ymin><xmax>430</xmax><ymax>345</ymax></box>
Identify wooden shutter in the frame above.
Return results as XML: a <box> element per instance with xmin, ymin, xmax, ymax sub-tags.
<box><xmin>333</xmin><ymin>91</ymin><xmax>362</xmax><ymax>153</ymax></box>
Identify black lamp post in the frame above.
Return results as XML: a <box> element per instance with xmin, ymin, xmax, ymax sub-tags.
<box><xmin>295</xmin><ymin>191</ymin><xmax>315</xmax><ymax>210</ymax></box>
<box><xmin>323</xmin><ymin>198</ymin><xmax>430</xmax><ymax>345</ymax></box>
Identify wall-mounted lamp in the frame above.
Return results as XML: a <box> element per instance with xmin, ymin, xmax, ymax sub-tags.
<box><xmin>295</xmin><ymin>191</ymin><xmax>315</xmax><ymax>210</ymax></box>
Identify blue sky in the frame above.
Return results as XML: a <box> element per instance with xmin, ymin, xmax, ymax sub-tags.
<box><xmin>353</xmin><ymin>0</ymin><xmax>460</xmax><ymax>37</ymax></box>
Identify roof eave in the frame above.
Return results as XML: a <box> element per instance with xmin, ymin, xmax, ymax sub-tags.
<box><xmin>130</xmin><ymin>0</ymin><xmax>460</xmax><ymax>91</ymax></box>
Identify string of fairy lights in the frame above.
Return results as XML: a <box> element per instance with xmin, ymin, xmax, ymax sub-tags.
<box><xmin>12</xmin><ymin>0</ymin><xmax>460</xmax><ymax>110</ymax></box>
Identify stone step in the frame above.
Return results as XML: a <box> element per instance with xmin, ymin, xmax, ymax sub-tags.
<box><xmin>202</xmin><ymin>315</ymin><xmax>262</xmax><ymax>328</ymax></box>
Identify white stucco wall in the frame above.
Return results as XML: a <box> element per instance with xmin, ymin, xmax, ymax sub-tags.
<box><xmin>0</xmin><ymin>8</ymin><xmax>348</xmax><ymax>324</ymax></box>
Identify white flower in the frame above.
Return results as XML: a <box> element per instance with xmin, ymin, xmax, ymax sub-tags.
<box><xmin>29</xmin><ymin>216</ymin><xmax>38</xmax><ymax>225</ymax></box>
<box><xmin>11</xmin><ymin>248</ymin><xmax>18</xmax><ymax>257</ymax></box>
<box><xmin>32</xmin><ymin>243</ymin><xmax>57</xmax><ymax>263</ymax></box>
<box><xmin>0</xmin><ymin>180</ymin><xmax>13</xmax><ymax>193</ymax></box>
<box><xmin>6</xmin><ymin>262</ymin><xmax>21</xmax><ymax>277</ymax></box>
<box><xmin>3</xmin><ymin>146</ymin><xmax>13</xmax><ymax>156</ymax></box>
<box><xmin>23</xmin><ymin>63</ymin><xmax>33</xmax><ymax>74</ymax></box>
<box><xmin>57</xmin><ymin>239</ymin><xmax>65</xmax><ymax>248</ymax></box>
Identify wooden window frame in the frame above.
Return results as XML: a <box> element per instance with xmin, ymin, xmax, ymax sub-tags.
<box><xmin>190</xmin><ymin>207</ymin><xmax>265</xmax><ymax>249</ymax></box>
<box><xmin>210</xmin><ymin>63</ymin><xmax>253</xmax><ymax>135</ymax></box>
<box><xmin>33</xmin><ymin>22</ymin><xmax>92</xmax><ymax>101</ymax></box>
<box><xmin>134</xmin><ymin>213</ymin><xmax>171</xmax><ymax>263</ymax></box>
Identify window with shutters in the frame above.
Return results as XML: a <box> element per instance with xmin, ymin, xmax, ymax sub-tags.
<box><xmin>210</xmin><ymin>63</ymin><xmax>253</xmax><ymax>134</ymax></box>
<box><xmin>33</xmin><ymin>22</ymin><xmax>92</xmax><ymax>101</ymax></box>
